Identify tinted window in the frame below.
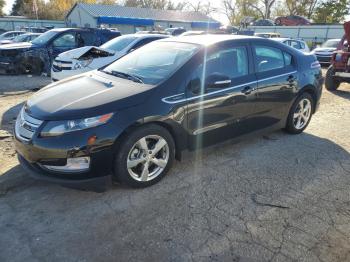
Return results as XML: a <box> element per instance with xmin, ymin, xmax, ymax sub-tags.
<box><xmin>100</xmin><ymin>35</ymin><xmax>137</xmax><ymax>52</ymax></box>
<box><xmin>131</xmin><ymin>38</ymin><xmax>162</xmax><ymax>50</ymax></box>
<box><xmin>79</xmin><ymin>32</ymin><xmax>96</xmax><ymax>46</ymax></box>
<box><xmin>290</xmin><ymin>40</ymin><xmax>301</xmax><ymax>49</ymax></box>
<box><xmin>53</xmin><ymin>33</ymin><xmax>76</xmax><ymax>48</ymax></box>
<box><xmin>254</xmin><ymin>46</ymin><xmax>284</xmax><ymax>72</ymax></box>
<box><xmin>206</xmin><ymin>47</ymin><xmax>248</xmax><ymax>79</ymax></box>
<box><xmin>283</xmin><ymin>52</ymin><xmax>292</xmax><ymax>66</ymax></box>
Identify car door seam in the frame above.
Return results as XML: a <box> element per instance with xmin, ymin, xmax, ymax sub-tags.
<box><xmin>162</xmin><ymin>71</ymin><xmax>298</xmax><ymax>104</ymax></box>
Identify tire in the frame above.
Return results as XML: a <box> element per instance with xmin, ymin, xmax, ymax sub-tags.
<box><xmin>18</xmin><ymin>58</ymin><xmax>43</xmax><ymax>75</ymax></box>
<box><xmin>114</xmin><ymin>124</ymin><xmax>175</xmax><ymax>188</ymax></box>
<box><xmin>275</xmin><ymin>19</ymin><xmax>282</xmax><ymax>26</ymax></box>
<box><xmin>325</xmin><ymin>65</ymin><xmax>340</xmax><ymax>91</ymax></box>
<box><xmin>285</xmin><ymin>93</ymin><xmax>314</xmax><ymax>134</ymax></box>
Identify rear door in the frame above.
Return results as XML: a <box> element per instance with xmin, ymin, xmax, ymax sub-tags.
<box><xmin>252</xmin><ymin>43</ymin><xmax>298</xmax><ymax>127</ymax></box>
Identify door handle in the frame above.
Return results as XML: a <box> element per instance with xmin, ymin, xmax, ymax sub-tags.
<box><xmin>241</xmin><ymin>86</ymin><xmax>253</xmax><ymax>95</ymax></box>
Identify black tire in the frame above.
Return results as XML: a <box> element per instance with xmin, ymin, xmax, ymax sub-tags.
<box><xmin>325</xmin><ymin>65</ymin><xmax>340</xmax><ymax>91</ymax></box>
<box><xmin>18</xmin><ymin>58</ymin><xmax>43</xmax><ymax>75</ymax></box>
<box><xmin>285</xmin><ymin>92</ymin><xmax>314</xmax><ymax>134</ymax></box>
<box><xmin>114</xmin><ymin>124</ymin><xmax>175</xmax><ymax>188</ymax></box>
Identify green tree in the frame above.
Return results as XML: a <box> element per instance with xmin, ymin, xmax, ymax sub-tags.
<box><xmin>313</xmin><ymin>0</ymin><xmax>349</xmax><ymax>23</ymax></box>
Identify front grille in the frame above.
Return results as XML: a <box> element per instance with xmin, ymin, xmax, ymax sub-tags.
<box><xmin>52</xmin><ymin>59</ymin><xmax>72</xmax><ymax>72</ymax></box>
<box><xmin>15</xmin><ymin>108</ymin><xmax>43</xmax><ymax>141</ymax></box>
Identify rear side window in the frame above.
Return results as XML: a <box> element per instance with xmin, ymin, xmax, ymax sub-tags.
<box><xmin>254</xmin><ymin>46</ymin><xmax>285</xmax><ymax>72</ymax></box>
<box><xmin>290</xmin><ymin>40</ymin><xmax>301</xmax><ymax>49</ymax></box>
<box><xmin>79</xmin><ymin>32</ymin><xmax>96</xmax><ymax>46</ymax></box>
<box><xmin>283</xmin><ymin>52</ymin><xmax>292</xmax><ymax>66</ymax></box>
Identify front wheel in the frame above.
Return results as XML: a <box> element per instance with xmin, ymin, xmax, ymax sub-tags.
<box><xmin>325</xmin><ymin>65</ymin><xmax>340</xmax><ymax>91</ymax></box>
<box><xmin>114</xmin><ymin>125</ymin><xmax>175</xmax><ymax>188</ymax></box>
<box><xmin>285</xmin><ymin>93</ymin><xmax>314</xmax><ymax>134</ymax></box>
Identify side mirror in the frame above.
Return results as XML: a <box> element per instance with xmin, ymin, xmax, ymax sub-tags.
<box><xmin>205</xmin><ymin>73</ymin><xmax>231</xmax><ymax>89</ymax></box>
<box><xmin>188</xmin><ymin>78</ymin><xmax>201</xmax><ymax>94</ymax></box>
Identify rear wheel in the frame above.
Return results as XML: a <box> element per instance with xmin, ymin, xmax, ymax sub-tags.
<box><xmin>325</xmin><ymin>65</ymin><xmax>340</xmax><ymax>91</ymax></box>
<box><xmin>114</xmin><ymin>125</ymin><xmax>175</xmax><ymax>188</ymax></box>
<box><xmin>285</xmin><ymin>93</ymin><xmax>314</xmax><ymax>134</ymax></box>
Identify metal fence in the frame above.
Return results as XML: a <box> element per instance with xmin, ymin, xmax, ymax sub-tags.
<box><xmin>0</xmin><ymin>17</ymin><xmax>65</xmax><ymax>31</ymax></box>
<box><xmin>249</xmin><ymin>25</ymin><xmax>344</xmax><ymax>43</ymax></box>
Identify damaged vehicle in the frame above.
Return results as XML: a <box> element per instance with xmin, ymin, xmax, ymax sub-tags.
<box><xmin>0</xmin><ymin>28</ymin><xmax>121</xmax><ymax>75</ymax></box>
<box><xmin>325</xmin><ymin>21</ymin><xmax>350</xmax><ymax>90</ymax></box>
<box><xmin>51</xmin><ymin>34</ymin><xmax>168</xmax><ymax>81</ymax></box>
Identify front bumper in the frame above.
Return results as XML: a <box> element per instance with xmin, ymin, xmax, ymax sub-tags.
<box><xmin>315</xmin><ymin>55</ymin><xmax>332</xmax><ymax>64</ymax></box>
<box><xmin>18</xmin><ymin>154</ymin><xmax>112</xmax><ymax>192</ymax></box>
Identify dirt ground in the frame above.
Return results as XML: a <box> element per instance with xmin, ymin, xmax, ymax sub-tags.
<box><xmin>0</xmin><ymin>73</ymin><xmax>349</xmax><ymax>262</ymax></box>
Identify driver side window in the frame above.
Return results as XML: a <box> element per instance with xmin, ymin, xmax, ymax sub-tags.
<box><xmin>189</xmin><ymin>46</ymin><xmax>249</xmax><ymax>94</ymax></box>
<box><xmin>53</xmin><ymin>33</ymin><xmax>76</xmax><ymax>48</ymax></box>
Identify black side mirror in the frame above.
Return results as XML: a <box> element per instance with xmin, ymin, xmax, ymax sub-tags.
<box><xmin>205</xmin><ymin>73</ymin><xmax>231</xmax><ymax>89</ymax></box>
<box><xmin>188</xmin><ymin>78</ymin><xmax>201</xmax><ymax>94</ymax></box>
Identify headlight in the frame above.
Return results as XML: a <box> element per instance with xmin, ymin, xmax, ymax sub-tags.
<box><xmin>40</xmin><ymin>113</ymin><xmax>113</xmax><ymax>137</ymax></box>
<box><xmin>73</xmin><ymin>59</ymin><xmax>93</xmax><ymax>70</ymax></box>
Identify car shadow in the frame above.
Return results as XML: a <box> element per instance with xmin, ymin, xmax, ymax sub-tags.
<box><xmin>0</xmin><ymin>102</ymin><xmax>24</xmax><ymax>134</ymax></box>
<box><xmin>332</xmin><ymin>88</ymin><xmax>350</xmax><ymax>100</ymax></box>
<box><xmin>1</xmin><ymin>130</ymin><xmax>349</xmax><ymax>195</ymax></box>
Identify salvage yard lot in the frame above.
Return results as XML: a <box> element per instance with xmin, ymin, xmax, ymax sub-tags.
<box><xmin>0</xmin><ymin>73</ymin><xmax>349</xmax><ymax>261</ymax></box>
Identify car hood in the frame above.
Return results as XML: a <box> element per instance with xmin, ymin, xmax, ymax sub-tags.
<box><xmin>58</xmin><ymin>46</ymin><xmax>115</xmax><ymax>60</ymax></box>
<box><xmin>26</xmin><ymin>70</ymin><xmax>155</xmax><ymax>120</ymax></box>
<box><xmin>313</xmin><ymin>47</ymin><xmax>336</xmax><ymax>53</ymax></box>
<box><xmin>0</xmin><ymin>42</ymin><xmax>35</xmax><ymax>50</ymax></box>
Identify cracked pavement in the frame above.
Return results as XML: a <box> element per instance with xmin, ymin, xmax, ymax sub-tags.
<box><xmin>0</xmin><ymin>74</ymin><xmax>349</xmax><ymax>262</ymax></box>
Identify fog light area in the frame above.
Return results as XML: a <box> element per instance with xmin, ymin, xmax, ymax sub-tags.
<box><xmin>42</xmin><ymin>157</ymin><xmax>90</xmax><ymax>173</ymax></box>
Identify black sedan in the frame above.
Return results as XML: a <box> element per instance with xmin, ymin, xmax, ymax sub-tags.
<box><xmin>15</xmin><ymin>35</ymin><xmax>323</xmax><ymax>190</ymax></box>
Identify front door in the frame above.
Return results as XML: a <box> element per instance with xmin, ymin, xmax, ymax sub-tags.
<box><xmin>185</xmin><ymin>41</ymin><xmax>258</xmax><ymax>148</ymax></box>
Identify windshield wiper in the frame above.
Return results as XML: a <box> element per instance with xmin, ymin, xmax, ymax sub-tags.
<box><xmin>103</xmin><ymin>70</ymin><xmax>143</xmax><ymax>84</ymax></box>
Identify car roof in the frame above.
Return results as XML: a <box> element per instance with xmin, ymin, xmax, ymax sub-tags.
<box><xmin>132</xmin><ymin>33</ymin><xmax>169</xmax><ymax>38</ymax></box>
<box><xmin>160</xmin><ymin>34</ymin><xmax>260</xmax><ymax>46</ymax></box>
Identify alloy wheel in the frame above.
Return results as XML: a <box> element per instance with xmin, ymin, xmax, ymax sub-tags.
<box><xmin>127</xmin><ymin>135</ymin><xmax>169</xmax><ymax>182</ymax></box>
<box><xmin>293</xmin><ymin>98</ymin><xmax>312</xmax><ymax>130</ymax></box>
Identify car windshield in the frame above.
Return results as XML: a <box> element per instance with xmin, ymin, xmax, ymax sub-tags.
<box><xmin>321</xmin><ymin>40</ymin><xmax>339</xmax><ymax>48</ymax></box>
<box><xmin>31</xmin><ymin>30</ymin><xmax>58</xmax><ymax>45</ymax></box>
<box><xmin>103</xmin><ymin>41</ymin><xmax>200</xmax><ymax>85</ymax></box>
<box><xmin>13</xmin><ymin>34</ymin><xmax>29</xmax><ymax>42</ymax></box>
<box><xmin>100</xmin><ymin>35</ymin><xmax>138</xmax><ymax>52</ymax></box>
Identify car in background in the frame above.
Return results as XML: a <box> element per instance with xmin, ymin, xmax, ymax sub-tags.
<box><xmin>272</xmin><ymin>38</ymin><xmax>310</xmax><ymax>53</ymax></box>
<box><xmin>253</xmin><ymin>19</ymin><xmax>275</xmax><ymax>26</ymax></box>
<box><xmin>23</xmin><ymin>27</ymin><xmax>49</xmax><ymax>33</ymax></box>
<box><xmin>311</xmin><ymin>39</ymin><xmax>341</xmax><ymax>65</ymax></box>
<box><xmin>255</xmin><ymin>32</ymin><xmax>281</xmax><ymax>38</ymax></box>
<box><xmin>180</xmin><ymin>31</ymin><xmax>206</xmax><ymax>36</ymax></box>
<box><xmin>275</xmin><ymin>16</ymin><xmax>311</xmax><ymax>26</ymax></box>
<box><xmin>0</xmin><ymin>33</ymin><xmax>41</xmax><ymax>45</ymax></box>
<box><xmin>165</xmin><ymin>27</ymin><xmax>186</xmax><ymax>36</ymax></box>
<box><xmin>135</xmin><ymin>31</ymin><xmax>167</xmax><ymax>35</ymax></box>
<box><xmin>0</xmin><ymin>28</ymin><xmax>121</xmax><ymax>75</ymax></box>
<box><xmin>51</xmin><ymin>34</ymin><xmax>169</xmax><ymax>81</ymax></box>
<box><xmin>325</xmin><ymin>21</ymin><xmax>350</xmax><ymax>91</ymax></box>
<box><xmin>0</xmin><ymin>31</ymin><xmax>26</xmax><ymax>41</ymax></box>
<box><xmin>15</xmin><ymin>35</ymin><xmax>322</xmax><ymax>189</ymax></box>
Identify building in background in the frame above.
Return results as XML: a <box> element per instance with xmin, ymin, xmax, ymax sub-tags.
<box><xmin>65</xmin><ymin>3</ymin><xmax>221</xmax><ymax>34</ymax></box>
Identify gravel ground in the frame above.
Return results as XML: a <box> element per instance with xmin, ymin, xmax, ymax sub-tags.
<box><xmin>0</xmin><ymin>73</ymin><xmax>349</xmax><ymax>262</ymax></box>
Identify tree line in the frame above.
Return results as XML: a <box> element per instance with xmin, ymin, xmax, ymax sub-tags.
<box><xmin>3</xmin><ymin>0</ymin><xmax>350</xmax><ymax>24</ymax></box>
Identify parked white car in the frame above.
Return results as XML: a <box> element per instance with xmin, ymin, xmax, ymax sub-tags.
<box><xmin>311</xmin><ymin>39</ymin><xmax>341</xmax><ymax>64</ymax></box>
<box><xmin>51</xmin><ymin>34</ymin><xmax>169</xmax><ymax>81</ymax></box>
<box><xmin>272</xmin><ymin>38</ymin><xmax>310</xmax><ymax>53</ymax></box>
